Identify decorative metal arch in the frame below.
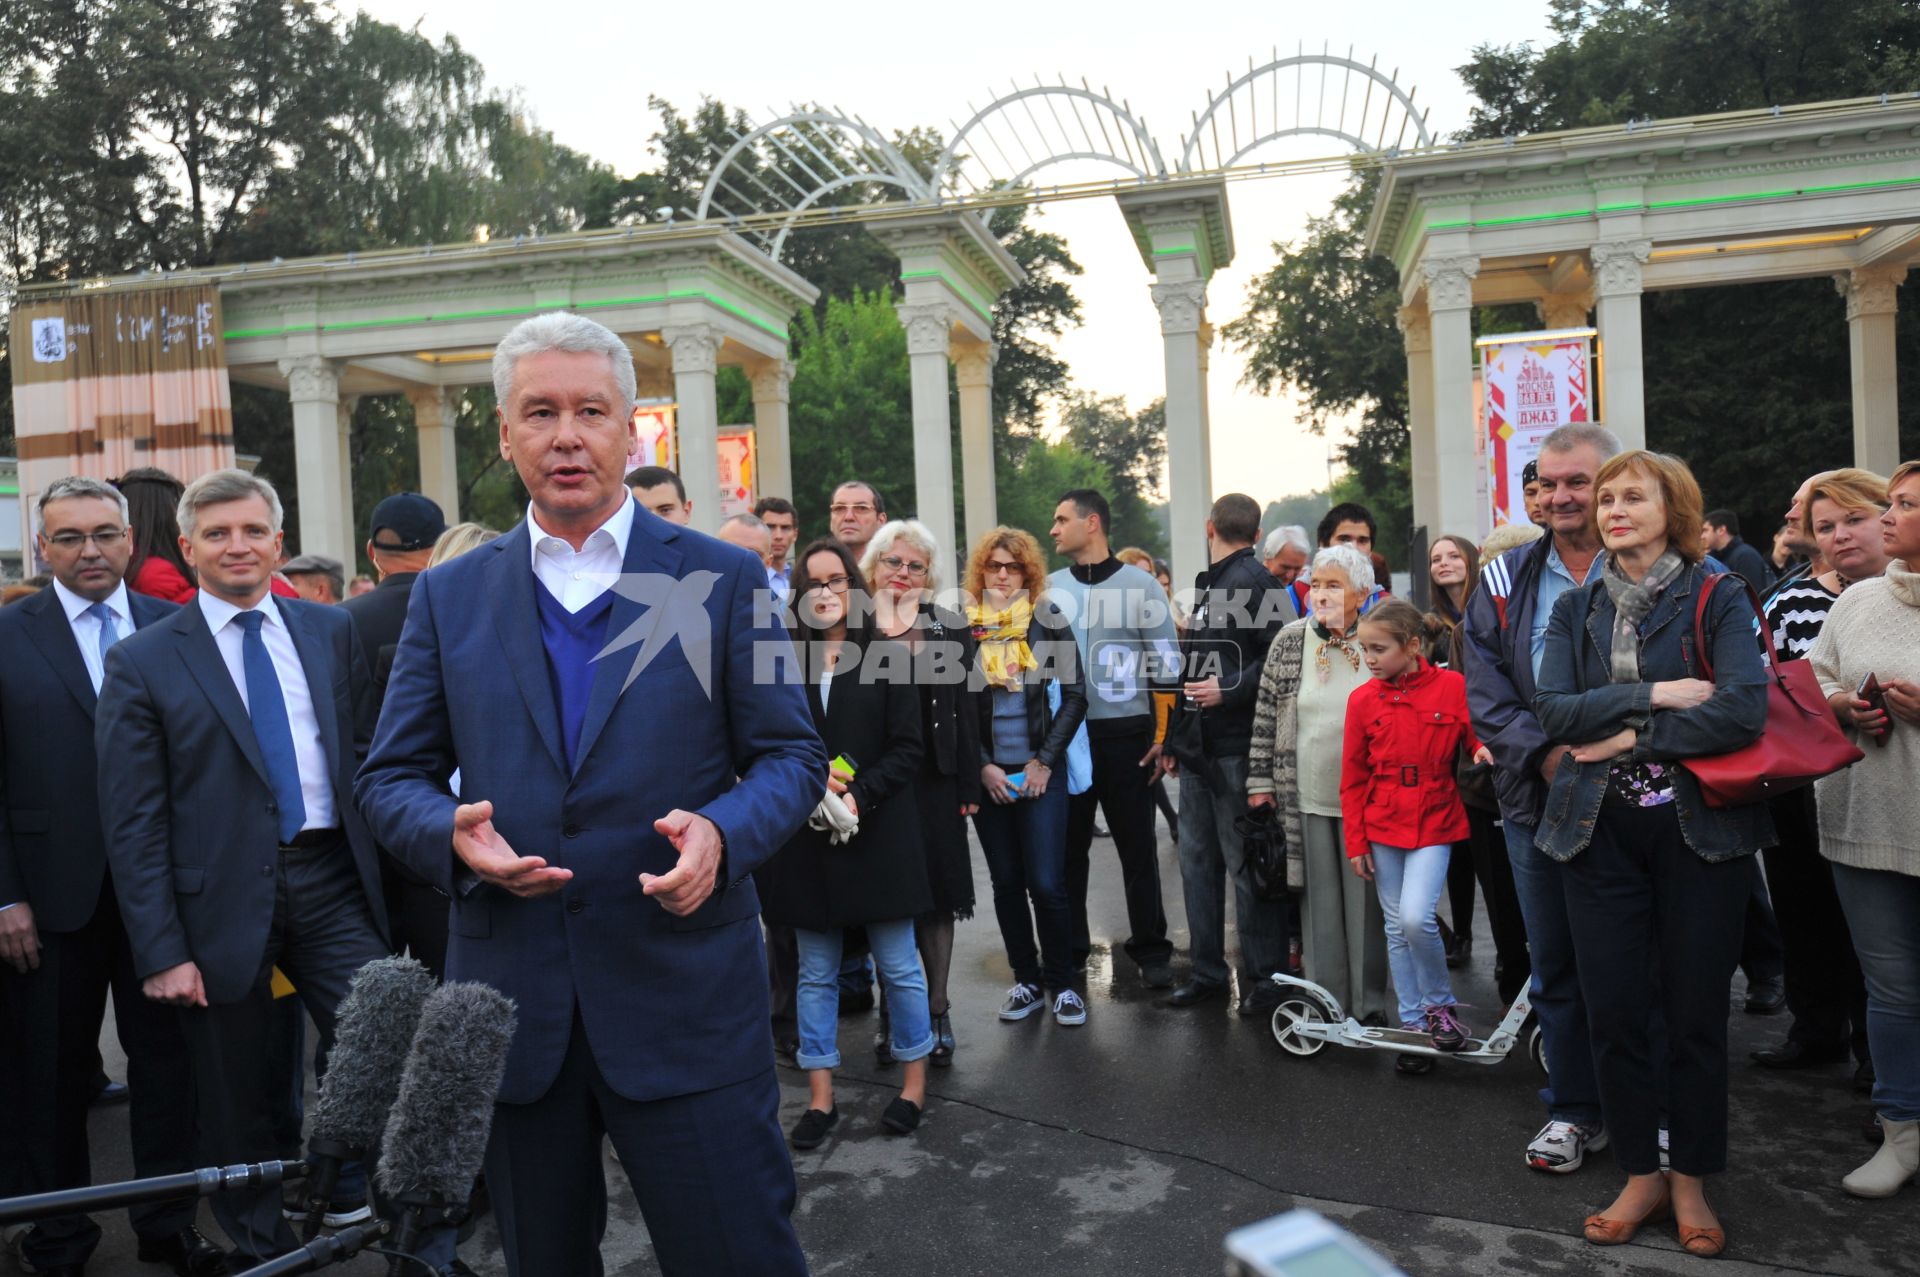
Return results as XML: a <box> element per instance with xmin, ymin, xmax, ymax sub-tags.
<box><xmin>1178</xmin><ymin>48</ymin><xmax>1432</xmax><ymax>171</ymax></box>
<box><xmin>932</xmin><ymin>79</ymin><xmax>1167</xmax><ymax>198</ymax></box>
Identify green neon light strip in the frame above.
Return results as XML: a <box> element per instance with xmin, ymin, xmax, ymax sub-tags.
<box><xmin>223</xmin><ymin>289</ymin><xmax>787</xmax><ymax>342</ymax></box>
<box><xmin>1151</xmin><ymin>244</ymin><xmax>1199</xmax><ymax>255</ymax></box>
<box><xmin>897</xmin><ymin>270</ymin><xmax>995</xmax><ymax>321</ymax></box>
<box><xmin>1423</xmin><ymin>171</ymin><xmax>1920</xmax><ymax>234</ymax></box>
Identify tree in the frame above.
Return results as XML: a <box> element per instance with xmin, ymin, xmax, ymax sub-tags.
<box><xmin>993</xmin><ymin>441</ymin><xmax>1114</xmax><ymax>572</ymax></box>
<box><xmin>1055</xmin><ymin>392</ymin><xmax>1169</xmax><ymax>559</ymax></box>
<box><xmin>784</xmin><ymin>290</ymin><xmax>914</xmax><ymax>541</ymax></box>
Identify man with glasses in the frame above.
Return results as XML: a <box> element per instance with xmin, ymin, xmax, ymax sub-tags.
<box><xmin>828</xmin><ymin>481</ymin><xmax>885</xmax><ymax>560</ymax></box>
<box><xmin>0</xmin><ymin>477</ymin><xmax>219</xmax><ymax>1277</ymax></box>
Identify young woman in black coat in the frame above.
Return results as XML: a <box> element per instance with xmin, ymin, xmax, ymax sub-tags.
<box><xmin>754</xmin><ymin>539</ymin><xmax>934</xmax><ymax>1150</ymax></box>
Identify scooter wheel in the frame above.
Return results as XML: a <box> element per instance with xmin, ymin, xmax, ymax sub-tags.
<box><xmin>1272</xmin><ymin>997</ymin><xmax>1330</xmax><ymax>1057</ymax></box>
<box><xmin>1528</xmin><ymin>1023</ymin><xmax>1548</xmax><ymax>1075</ymax></box>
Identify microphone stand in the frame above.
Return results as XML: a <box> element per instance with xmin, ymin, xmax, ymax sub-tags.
<box><xmin>244</xmin><ymin>1219</ymin><xmax>422</xmax><ymax>1276</ymax></box>
<box><xmin>387</xmin><ymin>1192</ymin><xmax>463</xmax><ymax>1277</ymax></box>
<box><xmin>299</xmin><ymin>1137</ymin><xmax>356</xmax><ymax>1242</ymax></box>
<box><xmin>0</xmin><ymin>1162</ymin><xmax>308</xmax><ymax>1227</ymax></box>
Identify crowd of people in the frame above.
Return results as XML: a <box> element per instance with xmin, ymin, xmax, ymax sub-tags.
<box><xmin>0</xmin><ymin>310</ymin><xmax>1915</xmax><ymax>1276</ymax></box>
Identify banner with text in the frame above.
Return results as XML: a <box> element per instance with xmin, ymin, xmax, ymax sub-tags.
<box><xmin>1478</xmin><ymin>332</ymin><xmax>1592</xmax><ymax>529</ymax></box>
<box><xmin>10</xmin><ymin>286</ymin><xmax>235</xmax><ymax>544</ymax></box>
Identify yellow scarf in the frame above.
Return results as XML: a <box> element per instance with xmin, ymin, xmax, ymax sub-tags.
<box><xmin>968</xmin><ymin>597</ymin><xmax>1036</xmax><ymax>690</ymax></box>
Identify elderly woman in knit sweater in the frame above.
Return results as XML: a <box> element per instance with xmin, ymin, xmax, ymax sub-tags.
<box><xmin>1809</xmin><ymin>458</ymin><xmax>1920</xmax><ymax>1200</ymax></box>
<box><xmin>1247</xmin><ymin>544</ymin><xmax>1390</xmax><ymax>1026</ymax></box>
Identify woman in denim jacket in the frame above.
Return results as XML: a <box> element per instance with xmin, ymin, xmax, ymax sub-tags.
<box><xmin>1534</xmin><ymin>450</ymin><xmax>1773</xmax><ymax>1259</ymax></box>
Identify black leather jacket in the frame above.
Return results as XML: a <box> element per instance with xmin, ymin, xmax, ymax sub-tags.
<box><xmin>1172</xmin><ymin>546</ymin><xmax>1287</xmax><ymax>759</ymax></box>
<box><xmin>971</xmin><ymin>596</ymin><xmax>1088</xmax><ymax>772</ymax></box>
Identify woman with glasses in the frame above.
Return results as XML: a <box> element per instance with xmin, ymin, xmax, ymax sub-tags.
<box><xmin>754</xmin><ymin>538</ymin><xmax>935</xmax><ymax>1150</ymax></box>
<box><xmin>965</xmin><ymin>528</ymin><xmax>1089</xmax><ymax>1027</ymax></box>
<box><xmin>862</xmin><ymin>521</ymin><xmax>982</xmax><ymax>1067</ymax></box>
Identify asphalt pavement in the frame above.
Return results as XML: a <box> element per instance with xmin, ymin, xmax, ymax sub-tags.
<box><xmin>61</xmin><ymin>799</ymin><xmax>1919</xmax><ymax>1275</ymax></box>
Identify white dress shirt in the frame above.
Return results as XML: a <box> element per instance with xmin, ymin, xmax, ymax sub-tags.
<box><xmin>197</xmin><ymin>591</ymin><xmax>337</xmax><ymax>831</ymax></box>
<box><xmin>767</xmin><ymin>562</ymin><xmax>792</xmax><ymax>602</ymax></box>
<box><xmin>529</xmin><ymin>495</ymin><xmax>636</xmax><ymax>613</ymax></box>
<box><xmin>52</xmin><ymin>578</ymin><xmax>134</xmax><ymax>694</ymax></box>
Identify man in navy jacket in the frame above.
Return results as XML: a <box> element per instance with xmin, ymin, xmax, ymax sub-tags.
<box><xmin>356</xmin><ymin>312</ymin><xmax>825</xmax><ymax>1277</ymax></box>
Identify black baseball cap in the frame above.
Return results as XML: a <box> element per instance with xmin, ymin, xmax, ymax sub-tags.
<box><xmin>368</xmin><ymin>493</ymin><xmax>448</xmax><ymax>552</ymax></box>
<box><xmin>1521</xmin><ymin>459</ymin><xmax>1540</xmax><ymax>486</ymax></box>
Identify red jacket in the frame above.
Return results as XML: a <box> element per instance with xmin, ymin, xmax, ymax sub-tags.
<box><xmin>129</xmin><ymin>555</ymin><xmax>302</xmax><ymax>603</ymax></box>
<box><xmin>1340</xmin><ymin>662</ymin><xmax>1481</xmax><ymax>860</ymax></box>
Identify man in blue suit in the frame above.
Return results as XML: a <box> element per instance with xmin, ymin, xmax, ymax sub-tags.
<box><xmin>0</xmin><ymin>477</ymin><xmax>221</xmax><ymax>1277</ymax></box>
<box><xmin>356</xmin><ymin>312</ymin><xmax>826</xmax><ymax>1277</ymax></box>
<box><xmin>98</xmin><ymin>469</ymin><xmax>388</xmax><ymax>1268</ymax></box>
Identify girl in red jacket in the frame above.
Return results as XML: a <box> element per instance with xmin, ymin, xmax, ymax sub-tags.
<box><xmin>1341</xmin><ymin>600</ymin><xmax>1491</xmax><ymax>1068</ymax></box>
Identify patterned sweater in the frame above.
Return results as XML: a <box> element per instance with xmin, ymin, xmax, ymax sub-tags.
<box><xmin>1246</xmin><ymin>620</ymin><xmax>1311</xmax><ymax>890</ymax></box>
<box><xmin>1808</xmin><ymin>560</ymin><xmax>1920</xmax><ymax>877</ymax></box>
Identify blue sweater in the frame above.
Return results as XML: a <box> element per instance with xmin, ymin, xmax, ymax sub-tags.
<box><xmin>534</xmin><ymin>583</ymin><xmax>616</xmax><ymax>771</ymax></box>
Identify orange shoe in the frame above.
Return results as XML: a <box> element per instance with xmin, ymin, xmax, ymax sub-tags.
<box><xmin>1679</xmin><ymin>1222</ymin><xmax>1726</xmax><ymax>1258</ymax></box>
<box><xmin>1582</xmin><ymin>1181</ymin><xmax>1672</xmax><ymax>1246</ymax></box>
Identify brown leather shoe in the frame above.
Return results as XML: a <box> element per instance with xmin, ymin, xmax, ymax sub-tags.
<box><xmin>1679</xmin><ymin>1223</ymin><xmax>1726</xmax><ymax>1258</ymax></box>
<box><xmin>1582</xmin><ymin>1181</ymin><xmax>1671</xmax><ymax>1246</ymax></box>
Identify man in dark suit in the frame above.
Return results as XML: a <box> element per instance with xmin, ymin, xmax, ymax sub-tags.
<box><xmin>356</xmin><ymin>312</ymin><xmax>826</xmax><ymax>1277</ymax></box>
<box><xmin>98</xmin><ymin>469</ymin><xmax>388</xmax><ymax>1268</ymax></box>
<box><xmin>0</xmin><ymin>476</ymin><xmax>223</xmax><ymax>1277</ymax></box>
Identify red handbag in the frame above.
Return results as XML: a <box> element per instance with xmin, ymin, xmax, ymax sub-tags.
<box><xmin>1677</xmin><ymin>574</ymin><xmax>1864</xmax><ymax>808</ymax></box>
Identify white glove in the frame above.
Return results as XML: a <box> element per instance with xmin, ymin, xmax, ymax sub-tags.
<box><xmin>807</xmin><ymin>791</ymin><xmax>861</xmax><ymax>845</ymax></box>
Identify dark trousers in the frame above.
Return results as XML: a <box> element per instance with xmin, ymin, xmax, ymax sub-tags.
<box><xmin>1561</xmin><ymin>801</ymin><xmax>1751</xmax><ymax>1177</ymax></box>
<box><xmin>384</xmin><ymin>870</ymin><xmax>451</xmax><ymax>981</ymax></box>
<box><xmin>1763</xmin><ymin>789</ymin><xmax>1869</xmax><ymax>1059</ymax></box>
<box><xmin>485</xmin><ymin>1017</ymin><xmax>805</xmax><ymax>1277</ymax></box>
<box><xmin>1445</xmin><ymin>835</ymin><xmax>1477</xmax><ymax>946</ymax></box>
<box><xmin>1465</xmin><ymin>808</ymin><xmax>1530</xmax><ymax>1005</ymax></box>
<box><xmin>973</xmin><ymin>783</ymin><xmax>1075</xmax><ymax>992</ymax></box>
<box><xmin>0</xmin><ymin>883</ymin><xmax>197</xmax><ymax>1268</ymax></box>
<box><xmin>1066</xmin><ymin>723</ymin><xmax>1174</xmax><ymax>970</ymax></box>
<box><xmin>179</xmin><ymin>841</ymin><xmax>387</xmax><ymax>1263</ymax></box>
<box><xmin>1740</xmin><ymin>869</ymin><xmax>1786</xmax><ymax>985</ymax></box>
<box><xmin>766</xmin><ymin>922</ymin><xmax>798</xmax><ymax>1041</ymax></box>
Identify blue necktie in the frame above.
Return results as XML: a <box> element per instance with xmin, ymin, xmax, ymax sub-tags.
<box><xmin>236</xmin><ymin>610</ymin><xmax>308</xmax><ymax>843</ymax></box>
<box><xmin>85</xmin><ymin>602</ymin><xmax>121</xmax><ymax>684</ymax></box>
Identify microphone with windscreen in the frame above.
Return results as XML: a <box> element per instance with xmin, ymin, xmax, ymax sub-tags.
<box><xmin>376</xmin><ymin>981</ymin><xmax>516</xmax><ymax>1274</ymax></box>
<box><xmin>300</xmin><ymin>957</ymin><xmax>437</xmax><ymax>1241</ymax></box>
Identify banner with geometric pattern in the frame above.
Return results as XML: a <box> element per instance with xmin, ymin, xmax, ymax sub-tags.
<box><xmin>1478</xmin><ymin>331</ymin><xmax>1592</xmax><ymax>530</ymax></box>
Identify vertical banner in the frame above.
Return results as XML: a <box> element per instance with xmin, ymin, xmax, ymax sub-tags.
<box><xmin>625</xmin><ymin>401</ymin><xmax>677</xmax><ymax>473</ymax></box>
<box><xmin>716</xmin><ymin>426</ymin><xmax>757</xmax><ymax>519</ymax></box>
<box><xmin>10</xmin><ymin>286</ymin><xmax>235</xmax><ymax>545</ymax></box>
<box><xmin>1477</xmin><ymin>329</ymin><xmax>1595</xmax><ymax>529</ymax></box>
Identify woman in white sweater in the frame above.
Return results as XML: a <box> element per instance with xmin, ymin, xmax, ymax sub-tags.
<box><xmin>1809</xmin><ymin>458</ymin><xmax>1920</xmax><ymax>1199</ymax></box>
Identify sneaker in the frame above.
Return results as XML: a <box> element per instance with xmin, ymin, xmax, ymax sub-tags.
<box><xmin>1052</xmin><ymin>989</ymin><xmax>1088</xmax><ymax>1026</ymax></box>
<box><xmin>1526</xmin><ymin>1120</ymin><xmax>1608</xmax><ymax>1173</ymax></box>
<box><xmin>789</xmin><ymin>1105</ymin><xmax>838</xmax><ymax>1150</ymax></box>
<box><xmin>282</xmin><ymin>1183</ymin><xmax>372</xmax><ymax>1227</ymax></box>
<box><xmin>1425</xmin><ymin>1005</ymin><xmax>1469</xmax><ymax>1052</ymax></box>
<box><xmin>998</xmin><ymin>982</ymin><xmax>1044</xmax><ymax>1021</ymax></box>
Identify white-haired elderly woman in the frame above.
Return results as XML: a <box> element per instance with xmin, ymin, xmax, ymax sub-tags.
<box><xmin>1247</xmin><ymin>543</ymin><xmax>1391</xmax><ymax>1026</ymax></box>
<box><xmin>861</xmin><ymin>521</ymin><xmax>982</xmax><ymax>1067</ymax></box>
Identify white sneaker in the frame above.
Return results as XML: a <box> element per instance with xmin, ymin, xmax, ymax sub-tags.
<box><xmin>998</xmin><ymin>982</ymin><xmax>1043</xmax><ymax>1021</ymax></box>
<box><xmin>1052</xmin><ymin>989</ymin><xmax>1088</xmax><ymax>1026</ymax></box>
<box><xmin>1527</xmin><ymin>1120</ymin><xmax>1608</xmax><ymax>1173</ymax></box>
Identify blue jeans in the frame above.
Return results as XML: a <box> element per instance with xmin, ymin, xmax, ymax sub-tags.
<box><xmin>1504</xmin><ymin>817</ymin><xmax>1602</xmax><ymax>1126</ymax></box>
<box><xmin>1178</xmin><ymin>754</ymin><xmax>1290</xmax><ymax>988</ymax></box>
<box><xmin>1830</xmin><ymin>863</ymin><xmax>1920</xmax><ymax>1122</ymax></box>
<box><xmin>1372</xmin><ymin>843</ymin><xmax>1456</xmax><ymax>1027</ymax></box>
<box><xmin>973</xmin><ymin>783</ymin><xmax>1075</xmax><ymax>992</ymax></box>
<box><xmin>794</xmin><ymin>920</ymin><xmax>933</xmax><ymax>1070</ymax></box>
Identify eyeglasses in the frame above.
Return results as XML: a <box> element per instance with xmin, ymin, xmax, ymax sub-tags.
<box><xmin>828</xmin><ymin>503</ymin><xmax>876</xmax><ymax>518</ymax></box>
<box><xmin>984</xmin><ymin>558</ymin><xmax>1022</xmax><ymax>576</ymax></box>
<box><xmin>807</xmin><ymin>575</ymin><xmax>852</xmax><ymax>595</ymax></box>
<box><xmin>44</xmin><ymin>529</ymin><xmax>127</xmax><ymax>550</ymax></box>
<box><xmin>879</xmin><ymin>555</ymin><xmax>928</xmax><ymax>578</ymax></box>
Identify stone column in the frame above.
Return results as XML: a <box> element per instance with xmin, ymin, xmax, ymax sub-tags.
<box><xmin>408</xmin><ymin>387</ymin><xmax>460</xmax><ymax>523</ymax></box>
<box><xmin>1591</xmin><ymin>239</ymin><xmax>1651</xmax><ymax>451</ymax></box>
<box><xmin>279</xmin><ymin>355</ymin><xmax>351</xmax><ymax>562</ymax></box>
<box><xmin>663</xmin><ymin>324</ymin><xmax>722</xmax><ymax>535</ymax></box>
<box><xmin>750</xmin><ymin>360</ymin><xmax>795</xmax><ymax>501</ymax></box>
<box><xmin>335</xmin><ymin>396</ymin><xmax>360</xmax><ymax>562</ymax></box>
<box><xmin>953</xmin><ymin>344</ymin><xmax>998</xmax><ymax>558</ymax></box>
<box><xmin>1538</xmin><ymin>292</ymin><xmax>1592</xmax><ymax>331</ymax></box>
<box><xmin>1152</xmin><ymin>279</ymin><xmax>1210</xmax><ymax>592</ymax></box>
<box><xmin>1422</xmin><ymin>255</ymin><xmax>1482</xmax><ymax>541</ymax></box>
<box><xmin>897</xmin><ymin>302</ymin><xmax>959</xmax><ymax>574</ymax></box>
<box><xmin>1398</xmin><ymin>302</ymin><xmax>1437</xmax><ymax>540</ymax></box>
<box><xmin>1837</xmin><ymin>267</ymin><xmax>1903</xmax><ymax>476</ymax></box>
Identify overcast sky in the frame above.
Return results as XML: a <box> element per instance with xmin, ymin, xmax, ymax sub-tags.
<box><xmin>353</xmin><ymin>0</ymin><xmax>1558</xmax><ymax>504</ymax></box>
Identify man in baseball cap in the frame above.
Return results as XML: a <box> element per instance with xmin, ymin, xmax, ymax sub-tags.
<box><xmin>1521</xmin><ymin>459</ymin><xmax>1548</xmax><ymax>528</ymax></box>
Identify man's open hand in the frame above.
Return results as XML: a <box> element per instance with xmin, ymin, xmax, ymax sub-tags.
<box><xmin>642</xmin><ymin>810</ymin><xmax>723</xmax><ymax>917</ymax></box>
<box><xmin>453</xmin><ymin>801</ymin><xmax>573</xmax><ymax>898</ymax></box>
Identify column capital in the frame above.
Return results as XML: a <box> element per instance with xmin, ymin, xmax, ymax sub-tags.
<box><xmin>405</xmin><ymin>385</ymin><xmax>449</xmax><ymax>418</ymax></box>
<box><xmin>1150</xmin><ymin>279</ymin><xmax>1208</xmax><ymax>335</ymax></box>
<box><xmin>1420</xmin><ymin>255</ymin><xmax>1480</xmax><ymax>312</ymax></box>
<box><xmin>953</xmin><ymin>343</ymin><xmax>997</xmax><ymax>388</ymax></box>
<box><xmin>896</xmin><ymin>303</ymin><xmax>955</xmax><ymax>357</ymax></box>
<box><xmin>279</xmin><ymin>355</ymin><xmax>340</xmax><ymax>403</ymax></box>
<box><xmin>1836</xmin><ymin>266</ymin><xmax>1903</xmax><ymax>321</ymax></box>
<box><xmin>1589</xmin><ymin>239</ymin><xmax>1652</xmax><ymax>297</ymax></box>
<box><xmin>1396</xmin><ymin>303</ymin><xmax>1432</xmax><ymax>354</ymax></box>
<box><xmin>1536</xmin><ymin>291</ymin><xmax>1593</xmax><ymax>330</ymax></box>
<box><xmin>749</xmin><ymin>358</ymin><xmax>794</xmax><ymax>404</ymax></box>
<box><xmin>661</xmin><ymin>324</ymin><xmax>721</xmax><ymax>375</ymax></box>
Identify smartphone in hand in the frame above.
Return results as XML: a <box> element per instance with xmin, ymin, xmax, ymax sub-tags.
<box><xmin>1858</xmin><ymin>673</ymin><xmax>1890</xmax><ymax>747</ymax></box>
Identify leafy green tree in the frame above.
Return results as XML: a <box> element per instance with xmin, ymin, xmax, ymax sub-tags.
<box><xmin>1055</xmin><ymin>392</ymin><xmax>1168</xmax><ymax>559</ymax></box>
<box><xmin>785</xmin><ymin>290</ymin><xmax>914</xmax><ymax>541</ymax></box>
<box><xmin>993</xmin><ymin>441</ymin><xmax>1114</xmax><ymax>571</ymax></box>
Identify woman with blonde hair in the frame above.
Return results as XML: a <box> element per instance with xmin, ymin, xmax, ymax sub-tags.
<box><xmin>964</xmin><ymin>527</ymin><xmax>1089</xmax><ymax>1027</ymax></box>
<box><xmin>427</xmin><ymin>521</ymin><xmax>499</xmax><ymax>568</ymax></box>
<box><xmin>1536</xmin><ymin>450</ymin><xmax>1773</xmax><ymax>1256</ymax></box>
<box><xmin>862</xmin><ymin>520</ymin><xmax>981</xmax><ymax>1067</ymax></box>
